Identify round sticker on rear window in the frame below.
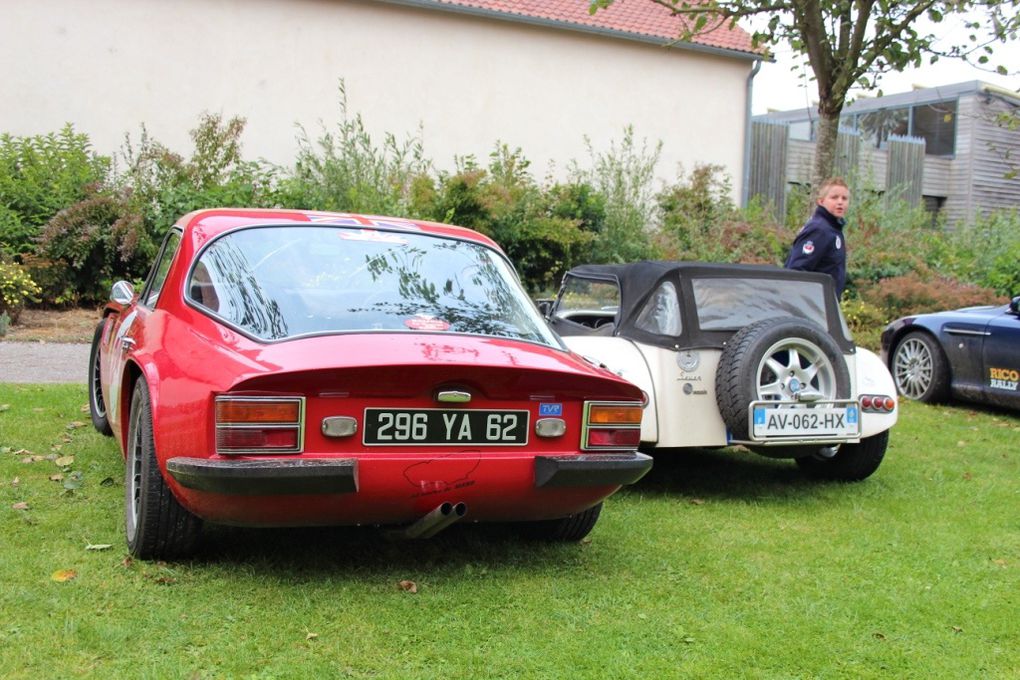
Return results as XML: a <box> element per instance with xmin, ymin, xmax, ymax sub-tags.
<box><xmin>404</xmin><ymin>315</ymin><xmax>451</xmax><ymax>331</ymax></box>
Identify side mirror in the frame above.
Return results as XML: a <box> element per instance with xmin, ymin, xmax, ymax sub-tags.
<box><xmin>111</xmin><ymin>280</ymin><xmax>135</xmax><ymax>305</ymax></box>
<box><xmin>1010</xmin><ymin>296</ymin><xmax>1020</xmax><ymax>316</ymax></box>
<box><xmin>535</xmin><ymin>298</ymin><xmax>555</xmax><ymax>318</ymax></box>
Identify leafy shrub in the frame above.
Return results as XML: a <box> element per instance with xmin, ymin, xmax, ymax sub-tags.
<box><xmin>280</xmin><ymin>82</ymin><xmax>430</xmax><ymax>215</ymax></box>
<box><xmin>569</xmin><ymin>127</ymin><xmax>661</xmax><ymax>263</ymax></box>
<box><xmin>934</xmin><ymin>209</ymin><xmax>1020</xmax><ymax>296</ymax></box>
<box><xmin>657</xmin><ymin>164</ymin><xmax>735</xmax><ymax>259</ymax></box>
<box><xmin>35</xmin><ymin>194</ymin><xmax>150</xmax><ymax>306</ymax></box>
<box><xmin>0</xmin><ymin>125</ymin><xmax>110</xmax><ymax>254</ymax></box>
<box><xmin>857</xmin><ymin>273</ymin><xmax>1004</xmax><ymax>320</ymax></box>
<box><xmin>419</xmin><ymin>146</ymin><xmax>595</xmax><ymax>293</ymax></box>
<box><xmin>0</xmin><ymin>258</ymin><xmax>42</xmax><ymax>322</ymax></box>
<box><xmin>839</xmin><ymin>297</ymin><xmax>888</xmax><ymax>350</ymax></box>
<box><xmin>119</xmin><ymin>114</ymin><xmax>282</xmax><ymax>236</ymax></box>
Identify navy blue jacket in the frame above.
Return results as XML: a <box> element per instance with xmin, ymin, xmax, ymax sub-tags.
<box><xmin>785</xmin><ymin>205</ymin><xmax>847</xmax><ymax>297</ymax></box>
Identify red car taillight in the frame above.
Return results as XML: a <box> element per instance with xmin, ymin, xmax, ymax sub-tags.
<box><xmin>215</xmin><ymin>396</ymin><xmax>305</xmax><ymax>455</ymax></box>
<box><xmin>582</xmin><ymin>402</ymin><xmax>643</xmax><ymax>451</ymax></box>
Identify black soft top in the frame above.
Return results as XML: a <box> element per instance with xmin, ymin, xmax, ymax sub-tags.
<box><xmin>551</xmin><ymin>261</ymin><xmax>853</xmax><ymax>352</ymax></box>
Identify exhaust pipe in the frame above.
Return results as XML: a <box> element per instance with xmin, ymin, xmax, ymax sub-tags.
<box><xmin>397</xmin><ymin>502</ymin><xmax>467</xmax><ymax>539</ymax></box>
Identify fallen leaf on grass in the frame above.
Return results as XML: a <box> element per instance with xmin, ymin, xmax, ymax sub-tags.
<box><xmin>306</xmin><ymin>632</ymin><xmax>319</xmax><ymax>640</ymax></box>
<box><xmin>398</xmin><ymin>580</ymin><xmax>418</xmax><ymax>593</ymax></box>
<box><xmin>10</xmin><ymin>477</ymin><xmax>18</xmax><ymax>486</ymax></box>
<box><xmin>0</xmin><ymin>404</ymin><xmax>10</xmax><ymax>412</ymax></box>
<box><xmin>21</xmin><ymin>455</ymin><xmax>44</xmax><ymax>464</ymax></box>
<box><xmin>952</xmin><ymin>626</ymin><xmax>964</xmax><ymax>634</ymax></box>
<box><xmin>689</xmin><ymin>498</ymin><xmax>705</xmax><ymax>505</ymax></box>
<box><xmin>992</xmin><ymin>558</ymin><xmax>1007</xmax><ymax>567</ymax></box>
<box><xmin>957</xmin><ymin>441</ymin><xmax>966</xmax><ymax>447</ymax></box>
<box><xmin>120</xmin><ymin>557</ymin><xmax>134</xmax><ymax>569</ymax></box>
<box><xmin>55</xmin><ymin>456</ymin><xmax>75</xmax><ymax>467</ymax></box>
<box><xmin>63</xmin><ymin>471</ymin><xmax>84</xmax><ymax>492</ymax></box>
<box><xmin>85</xmin><ymin>543</ymin><xmax>113</xmax><ymax>551</ymax></box>
<box><xmin>872</xmin><ymin>632</ymin><xmax>886</xmax><ymax>640</ymax></box>
<box><xmin>52</xmin><ymin>569</ymin><xmax>77</xmax><ymax>582</ymax></box>
<box><xmin>66</xmin><ymin>421</ymin><xmax>86</xmax><ymax>430</ymax></box>
<box><xmin>963</xmin><ymin>471</ymin><xmax>973</xmax><ymax>481</ymax></box>
<box><xmin>12</xmin><ymin>501</ymin><xmax>29</xmax><ymax>510</ymax></box>
<box><xmin>32</xmin><ymin>408</ymin><xmax>44</xmax><ymax>413</ymax></box>
<box><xmin>99</xmin><ymin>477</ymin><xmax>115</xmax><ymax>487</ymax></box>
<box><xmin>49</xmin><ymin>474</ymin><xmax>64</xmax><ymax>482</ymax></box>
<box><xmin>79</xmin><ymin>404</ymin><xmax>90</xmax><ymax>414</ymax></box>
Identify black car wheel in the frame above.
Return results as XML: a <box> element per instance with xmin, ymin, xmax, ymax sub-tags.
<box><xmin>795</xmin><ymin>430</ymin><xmax>889</xmax><ymax>481</ymax></box>
<box><xmin>524</xmin><ymin>502</ymin><xmax>602</xmax><ymax>541</ymax></box>
<box><xmin>87</xmin><ymin>321</ymin><xmax>113</xmax><ymax>436</ymax></box>
<box><xmin>891</xmin><ymin>331</ymin><xmax>950</xmax><ymax>403</ymax></box>
<box><xmin>125</xmin><ymin>378</ymin><xmax>202</xmax><ymax>559</ymax></box>
<box><xmin>716</xmin><ymin>317</ymin><xmax>850</xmax><ymax>442</ymax></box>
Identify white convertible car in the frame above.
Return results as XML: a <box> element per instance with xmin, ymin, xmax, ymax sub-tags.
<box><xmin>546</xmin><ymin>262</ymin><xmax>898</xmax><ymax>481</ymax></box>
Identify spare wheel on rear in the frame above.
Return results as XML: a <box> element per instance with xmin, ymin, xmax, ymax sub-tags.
<box><xmin>715</xmin><ymin>316</ymin><xmax>850</xmax><ymax>442</ymax></box>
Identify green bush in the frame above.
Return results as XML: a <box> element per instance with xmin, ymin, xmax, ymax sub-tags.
<box><xmin>119</xmin><ymin>114</ymin><xmax>282</xmax><ymax>236</ymax></box>
<box><xmin>0</xmin><ymin>258</ymin><xmax>41</xmax><ymax>322</ymax></box>
<box><xmin>657</xmin><ymin>163</ymin><xmax>736</xmax><ymax>260</ymax></box>
<box><xmin>935</xmin><ymin>209</ymin><xmax>1020</xmax><ymax>296</ymax></box>
<box><xmin>839</xmin><ymin>297</ymin><xmax>889</xmax><ymax>350</ymax></box>
<box><xmin>280</xmin><ymin>82</ymin><xmax>430</xmax><ymax>215</ymax></box>
<box><xmin>417</xmin><ymin>146</ymin><xmax>596</xmax><ymax>293</ymax></box>
<box><xmin>857</xmin><ymin>272</ymin><xmax>1004</xmax><ymax>320</ymax></box>
<box><xmin>569</xmin><ymin>127</ymin><xmax>661</xmax><ymax>263</ymax></box>
<box><xmin>0</xmin><ymin>125</ymin><xmax>110</xmax><ymax>254</ymax></box>
<box><xmin>33</xmin><ymin>194</ymin><xmax>149</xmax><ymax>306</ymax></box>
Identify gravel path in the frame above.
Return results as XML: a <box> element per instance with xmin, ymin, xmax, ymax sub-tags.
<box><xmin>0</xmin><ymin>342</ymin><xmax>90</xmax><ymax>384</ymax></box>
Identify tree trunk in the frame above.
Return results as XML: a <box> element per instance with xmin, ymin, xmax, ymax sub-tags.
<box><xmin>812</xmin><ymin>108</ymin><xmax>842</xmax><ymax>187</ymax></box>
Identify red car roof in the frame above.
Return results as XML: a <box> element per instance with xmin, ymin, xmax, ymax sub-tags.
<box><xmin>177</xmin><ymin>208</ymin><xmax>502</xmax><ymax>252</ymax></box>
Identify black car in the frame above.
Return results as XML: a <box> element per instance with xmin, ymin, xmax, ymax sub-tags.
<box><xmin>881</xmin><ymin>296</ymin><xmax>1020</xmax><ymax>410</ymax></box>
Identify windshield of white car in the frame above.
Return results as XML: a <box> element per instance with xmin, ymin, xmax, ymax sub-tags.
<box><xmin>187</xmin><ymin>225</ymin><xmax>560</xmax><ymax>346</ymax></box>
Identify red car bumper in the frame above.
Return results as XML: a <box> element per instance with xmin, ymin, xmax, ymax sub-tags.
<box><xmin>164</xmin><ymin>452</ymin><xmax>653</xmax><ymax>527</ymax></box>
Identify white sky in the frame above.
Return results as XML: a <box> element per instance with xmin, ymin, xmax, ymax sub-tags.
<box><xmin>750</xmin><ymin>16</ymin><xmax>1020</xmax><ymax>115</ymax></box>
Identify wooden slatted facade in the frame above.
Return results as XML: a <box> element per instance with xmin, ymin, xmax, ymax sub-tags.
<box><xmin>751</xmin><ymin>81</ymin><xmax>1020</xmax><ymax>226</ymax></box>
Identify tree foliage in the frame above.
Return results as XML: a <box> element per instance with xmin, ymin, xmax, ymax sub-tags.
<box><xmin>590</xmin><ymin>0</ymin><xmax>1019</xmax><ymax>186</ymax></box>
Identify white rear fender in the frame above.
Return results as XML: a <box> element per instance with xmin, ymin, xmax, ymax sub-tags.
<box><xmin>855</xmin><ymin>347</ymin><xmax>898</xmax><ymax>437</ymax></box>
<box><xmin>562</xmin><ymin>336</ymin><xmax>658</xmax><ymax>444</ymax></box>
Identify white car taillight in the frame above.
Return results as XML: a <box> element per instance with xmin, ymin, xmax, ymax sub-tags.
<box><xmin>215</xmin><ymin>396</ymin><xmax>304</xmax><ymax>454</ymax></box>
<box><xmin>582</xmin><ymin>401</ymin><xmax>642</xmax><ymax>450</ymax></box>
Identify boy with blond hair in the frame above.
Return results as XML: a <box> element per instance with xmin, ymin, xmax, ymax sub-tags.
<box><xmin>785</xmin><ymin>177</ymin><xmax>850</xmax><ymax>298</ymax></box>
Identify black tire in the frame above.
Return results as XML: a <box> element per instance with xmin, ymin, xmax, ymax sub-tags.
<box><xmin>87</xmin><ymin>321</ymin><xmax>113</xmax><ymax>436</ymax></box>
<box><xmin>795</xmin><ymin>430</ymin><xmax>889</xmax><ymax>482</ymax></box>
<box><xmin>525</xmin><ymin>502</ymin><xmax>602</xmax><ymax>541</ymax></box>
<box><xmin>125</xmin><ymin>378</ymin><xmax>202</xmax><ymax>559</ymax></box>
<box><xmin>716</xmin><ymin>317</ymin><xmax>851</xmax><ymax>442</ymax></box>
<box><xmin>891</xmin><ymin>331</ymin><xmax>950</xmax><ymax>404</ymax></box>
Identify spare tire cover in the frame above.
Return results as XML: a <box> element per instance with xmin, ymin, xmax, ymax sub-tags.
<box><xmin>715</xmin><ymin>316</ymin><xmax>850</xmax><ymax>441</ymax></box>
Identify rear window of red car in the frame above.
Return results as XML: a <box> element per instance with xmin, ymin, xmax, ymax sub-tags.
<box><xmin>186</xmin><ymin>225</ymin><xmax>559</xmax><ymax>346</ymax></box>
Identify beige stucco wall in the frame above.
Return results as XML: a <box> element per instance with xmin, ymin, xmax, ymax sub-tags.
<box><xmin>2</xmin><ymin>0</ymin><xmax>754</xmax><ymax>195</ymax></box>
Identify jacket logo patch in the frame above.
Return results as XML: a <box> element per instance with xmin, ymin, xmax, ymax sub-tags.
<box><xmin>835</xmin><ymin>236</ymin><xmax>842</xmax><ymax>249</ymax></box>
<box><xmin>802</xmin><ymin>241</ymin><xmax>815</xmax><ymax>254</ymax></box>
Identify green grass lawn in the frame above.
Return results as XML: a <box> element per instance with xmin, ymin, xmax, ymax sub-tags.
<box><xmin>1</xmin><ymin>384</ymin><xmax>1018</xmax><ymax>678</ymax></box>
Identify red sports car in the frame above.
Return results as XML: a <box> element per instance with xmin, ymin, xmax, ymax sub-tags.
<box><xmin>88</xmin><ymin>209</ymin><xmax>651</xmax><ymax>559</ymax></box>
